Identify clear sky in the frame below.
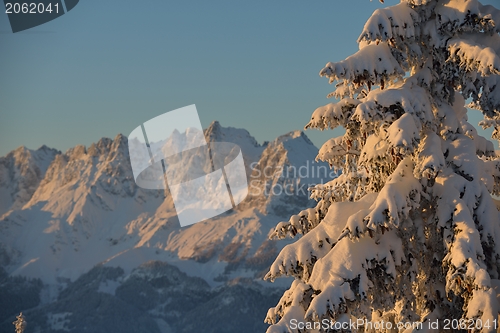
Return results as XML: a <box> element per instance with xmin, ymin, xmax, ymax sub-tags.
<box><xmin>0</xmin><ymin>0</ymin><xmax>497</xmax><ymax>156</ymax></box>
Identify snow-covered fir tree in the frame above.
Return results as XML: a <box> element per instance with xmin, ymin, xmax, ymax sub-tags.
<box><xmin>265</xmin><ymin>0</ymin><xmax>500</xmax><ymax>332</ymax></box>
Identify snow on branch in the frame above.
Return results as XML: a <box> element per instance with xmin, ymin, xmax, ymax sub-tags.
<box><xmin>478</xmin><ymin>3</ymin><xmax>500</xmax><ymax>33</ymax></box>
<box><xmin>448</xmin><ymin>37</ymin><xmax>500</xmax><ymax>76</ymax></box>
<box><xmin>265</xmin><ymin>280</ymin><xmax>311</xmax><ymax>329</ymax></box>
<box><xmin>414</xmin><ymin>131</ymin><xmax>446</xmax><ymax>181</ymax></box>
<box><xmin>358</xmin><ymin>3</ymin><xmax>419</xmax><ymax>46</ymax></box>
<box><xmin>470</xmin><ymin>75</ymin><xmax>500</xmax><ymax>117</ymax></box>
<box><xmin>358</xmin><ymin>134</ymin><xmax>389</xmax><ymax>168</ymax></box>
<box><xmin>305</xmin><ymin>229</ymin><xmax>403</xmax><ymax>321</ymax></box>
<box><xmin>270</xmin><ymin>207</ymin><xmax>321</xmax><ymax>240</ymax></box>
<box><xmin>466</xmin><ymin>289</ymin><xmax>498</xmax><ymax>330</ymax></box>
<box><xmin>353</xmin><ymin>81</ymin><xmax>434</xmax><ymax>134</ymax></box>
<box><xmin>446</xmin><ymin>134</ymin><xmax>481</xmax><ymax>189</ymax></box>
<box><xmin>443</xmin><ymin>202</ymin><xmax>486</xmax><ymax>286</ymax></box>
<box><xmin>386</xmin><ymin>112</ymin><xmax>420</xmax><ymax>156</ymax></box>
<box><xmin>433</xmin><ymin>172</ymin><xmax>499</xmax><ymax>323</ymax></box>
<box><xmin>268</xmin><ymin>177</ymin><xmax>365</xmax><ymax>242</ymax></box>
<box><xmin>319</xmin><ymin>43</ymin><xmax>404</xmax><ymax>89</ymax></box>
<box><xmin>305</xmin><ymin>98</ymin><xmax>359</xmax><ymax>131</ymax></box>
<box><xmin>265</xmin><ymin>222</ymin><xmax>333</xmax><ymax>282</ymax></box>
<box><xmin>435</xmin><ymin>0</ymin><xmax>499</xmax><ymax>34</ymax></box>
<box><xmin>327</xmin><ymin>81</ymin><xmax>365</xmax><ymax>100</ymax></box>
<box><xmin>460</xmin><ymin>118</ymin><xmax>496</xmax><ymax>158</ymax></box>
<box><xmin>311</xmin><ymin>173</ymin><xmax>369</xmax><ymax>204</ymax></box>
<box><xmin>357</xmin><ymin>158</ymin><xmax>420</xmax><ymax>234</ymax></box>
<box><xmin>265</xmin><ymin>194</ymin><xmax>376</xmax><ymax>282</ymax></box>
<box><xmin>309</xmin><ymin>79</ymin><xmax>433</xmax><ymax>144</ymax></box>
<box><xmin>482</xmin><ymin>158</ymin><xmax>500</xmax><ymax>195</ymax></box>
<box><xmin>402</xmin><ymin>0</ymin><xmax>433</xmax><ymax>5</ymax></box>
<box><xmin>316</xmin><ymin>136</ymin><xmax>360</xmax><ymax>172</ymax></box>
<box><xmin>473</xmin><ymin>182</ymin><xmax>500</xmax><ymax>249</ymax></box>
<box><xmin>479</xmin><ymin>117</ymin><xmax>500</xmax><ymax>129</ymax></box>
<box><xmin>305</xmin><ymin>281</ymin><xmax>355</xmax><ymax>321</ymax></box>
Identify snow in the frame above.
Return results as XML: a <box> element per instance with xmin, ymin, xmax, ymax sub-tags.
<box><xmin>414</xmin><ymin>131</ymin><xmax>445</xmax><ymax>180</ymax></box>
<box><xmin>306</xmin><ymin>230</ymin><xmax>403</xmax><ymax>318</ymax></box>
<box><xmin>434</xmin><ymin>0</ymin><xmax>500</xmax><ymax>33</ymax></box>
<box><xmin>307</xmin><ymin>98</ymin><xmax>359</xmax><ymax>130</ymax></box>
<box><xmin>316</xmin><ymin>136</ymin><xmax>351</xmax><ymax>170</ymax></box>
<box><xmin>364</xmin><ymin>157</ymin><xmax>420</xmax><ymax>230</ymax></box>
<box><xmin>467</xmin><ymin>289</ymin><xmax>498</xmax><ymax>328</ymax></box>
<box><xmin>358</xmin><ymin>3</ymin><xmax>419</xmax><ymax>47</ymax></box>
<box><xmin>448</xmin><ymin>37</ymin><xmax>500</xmax><ymax>76</ymax></box>
<box><xmin>436</xmin><ymin>0</ymin><xmax>481</xmax><ymax>25</ymax></box>
<box><xmin>265</xmin><ymin>279</ymin><xmax>311</xmax><ymax>331</ymax></box>
<box><xmin>386</xmin><ymin>113</ymin><xmax>420</xmax><ymax>154</ymax></box>
<box><xmin>266</xmin><ymin>193</ymin><xmax>377</xmax><ymax>282</ymax></box>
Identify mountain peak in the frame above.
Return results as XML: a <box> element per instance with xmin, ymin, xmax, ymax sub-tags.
<box><xmin>0</xmin><ymin>144</ymin><xmax>60</xmax><ymax>216</ymax></box>
<box><xmin>85</xmin><ymin>135</ymin><xmax>128</xmax><ymax>158</ymax></box>
<box><xmin>204</xmin><ymin>120</ymin><xmax>223</xmax><ymax>141</ymax></box>
<box><xmin>66</xmin><ymin>144</ymin><xmax>87</xmax><ymax>159</ymax></box>
<box><xmin>111</xmin><ymin>133</ymin><xmax>128</xmax><ymax>152</ymax></box>
<box><xmin>203</xmin><ymin>121</ymin><xmax>265</xmax><ymax>165</ymax></box>
<box><xmin>114</xmin><ymin>133</ymin><xmax>127</xmax><ymax>142</ymax></box>
<box><xmin>13</xmin><ymin>145</ymin><xmax>29</xmax><ymax>154</ymax></box>
<box><xmin>207</xmin><ymin>120</ymin><xmax>221</xmax><ymax>131</ymax></box>
<box><xmin>36</xmin><ymin>144</ymin><xmax>56</xmax><ymax>151</ymax></box>
<box><xmin>272</xmin><ymin>130</ymin><xmax>313</xmax><ymax>147</ymax></box>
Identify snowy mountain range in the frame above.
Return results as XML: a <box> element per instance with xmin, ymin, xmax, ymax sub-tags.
<box><xmin>0</xmin><ymin>121</ymin><xmax>333</xmax><ymax>333</ymax></box>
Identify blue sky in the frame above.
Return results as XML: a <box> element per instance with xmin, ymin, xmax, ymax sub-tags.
<box><xmin>0</xmin><ymin>0</ymin><xmax>497</xmax><ymax>156</ymax></box>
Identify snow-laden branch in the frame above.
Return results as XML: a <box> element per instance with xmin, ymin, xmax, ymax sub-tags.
<box><xmin>469</xmin><ymin>74</ymin><xmax>500</xmax><ymax>117</ymax></box>
<box><xmin>265</xmin><ymin>280</ymin><xmax>311</xmax><ymax>330</ymax></box>
<box><xmin>448</xmin><ymin>37</ymin><xmax>500</xmax><ymax>76</ymax></box>
<box><xmin>305</xmin><ymin>98</ymin><xmax>359</xmax><ymax>131</ymax></box>
<box><xmin>269</xmin><ymin>207</ymin><xmax>321</xmax><ymax>240</ymax></box>
<box><xmin>433</xmin><ymin>171</ymin><xmax>500</xmax><ymax>325</ymax></box>
<box><xmin>265</xmin><ymin>194</ymin><xmax>376</xmax><ymax>282</ymax></box>
<box><xmin>311</xmin><ymin>79</ymin><xmax>434</xmax><ymax>142</ymax></box>
<box><xmin>320</xmin><ymin>43</ymin><xmax>405</xmax><ymax>89</ymax></box>
<box><xmin>402</xmin><ymin>0</ymin><xmax>433</xmax><ymax>6</ymax></box>
<box><xmin>305</xmin><ymin>229</ymin><xmax>404</xmax><ymax>321</ymax></box>
<box><xmin>358</xmin><ymin>3</ymin><xmax>419</xmax><ymax>47</ymax></box>
<box><xmin>354</xmin><ymin>81</ymin><xmax>434</xmax><ymax>132</ymax></box>
<box><xmin>482</xmin><ymin>158</ymin><xmax>500</xmax><ymax>195</ymax></box>
<box><xmin>414</xmin><ymin>131</ymin><xmax>446</xmax><ymax>181</ymax></box>
<box><xmin>435</xmin><ymin>0</ymin><xmax>499</xmax><ymax>33</ymax></box>
<box><xmin>342</xmin><ymin>158</ymin><xmax>420</xmax><ymax>237</ymax></box>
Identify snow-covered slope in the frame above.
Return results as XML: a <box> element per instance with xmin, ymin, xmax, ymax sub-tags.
<box><xmin>0</xmin><ymin>122</ymin><xmax>331</xmax><ymax>289</ymax></box>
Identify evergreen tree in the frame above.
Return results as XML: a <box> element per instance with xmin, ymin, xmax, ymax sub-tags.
<box><xmin>13</xmin><ymin>312</ymin><xmax>26</xmax><ymax>333</ymax></box>
<box><xmin>265</xmin><ymin>0</ymin><xmax>500</xmax><ymax>332</ymax></box>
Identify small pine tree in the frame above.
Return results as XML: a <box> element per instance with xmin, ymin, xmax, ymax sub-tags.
<box><xmin>265</xmin><ymin>0</ymin><xmax>500</xmax><ymax>332</ymax></box>
<box><xmin>13</xmin><ymin>312</ymin><xmax>26</xmax><ymax>333</ymax></box>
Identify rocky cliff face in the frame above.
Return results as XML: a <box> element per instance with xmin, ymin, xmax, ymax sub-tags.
<box><xmin>0</xmin><ymin>145</ymin><xmax>59</xmax><ymax>217</ymax></box>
